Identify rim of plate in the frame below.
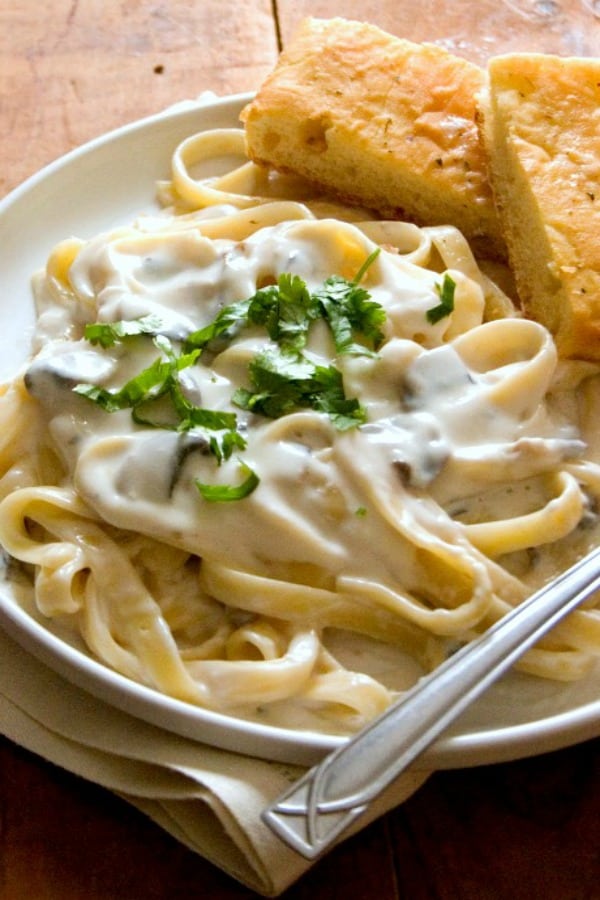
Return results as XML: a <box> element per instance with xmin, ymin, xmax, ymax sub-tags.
<box><xmin>0</xmin><ymin>92</ymin><xmax>598</xmax><ymax>769</ymax></box>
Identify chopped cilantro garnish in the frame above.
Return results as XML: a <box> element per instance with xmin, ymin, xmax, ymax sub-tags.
<box><xmin>75</xmin><ymin>251</ymin><xmax>385</xmax><ymax>501</ymax></box>
<box><xmin>426</xmin><ymin>273</ymin><xmax>456</xmax><ymax>324</ymax></box>
<box><xmin>185</xmin><ymin>250</ymin><xmax>384</xmax><ymax>358</ymax></box>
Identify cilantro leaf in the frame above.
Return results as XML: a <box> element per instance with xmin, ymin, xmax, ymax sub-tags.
<box><xmin>426</xmin><ymin>273</ymin><xmax>456</xmax><ymax>324</ymax></box>
<box><xmin>316</xmin><ymin>276</ymin><xmax>385</xmax><ymax>356</ymax></box>
<box><xmin>232</xmin><ymin>348</ymin><xmax>315</xmax><ymax>419</ymax></box>
<box><xmin>352</xmin><ymin>248</ymin><xmax>381</xmax><ymax>285</ymax></box>
<box><xmin>184</xmin><ymin>298</ymin><xmax>253</xmax><ymax>352</ymax></box>
<box><xmin>83</xmin><ymin>315</ymin><xmax>164</xmax><ymax>348</ymax></box>
<box><xmin>168</xmin><ymin>381</ymin><xmax>246</xmax><ymax>463</ymax></box>
<box><xmin>74</xmin><ymin>335</ymin><xmax>198</xmax><ymax>411</ymax></box>
<box><xmin>232</xmin><ymin>346</ymin><xmax>366</xmax><ymax>429</ymax></box>
<box><xmin>308</xmin><ymin>364</ymin><xmax>367</xmax><ymax>430</ymax></box>
<box><xmin>74</xmin><ymin>354</ymin><xmax>175</xmax><ymax>411</ymax></box>
<box><xmin>209</xmin><ymin>429</ymin><xmax>248</xmax><ymax>465</ymax></box>
<box><xmin>75</xmin><ymin>336</ymin><xmax>245</xmax><ymax>464</ymax></box>
<box><xmin>195</xmin><ymin>461</ymin><xmax>259</xmax><ymax>502</ymax></box>
<box><xmin>315</xmin><ymin>249</ymin><xmax>385</xmax><ymax>356</ymax></box>
<box><xmin>247</xmin><ymin>273</ymin><xmax>319</xmax><ymax>351</ymax></box>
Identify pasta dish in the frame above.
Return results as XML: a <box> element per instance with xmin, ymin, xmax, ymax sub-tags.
<box><xmin>0</xmin><ymin>127</ymin><xmax>599</xmax><ymax>735</ymax></box>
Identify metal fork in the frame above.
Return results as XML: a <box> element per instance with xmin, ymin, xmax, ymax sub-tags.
<box><xmin>262</xmin><ymin>545</ymin><xmax>600</xmax><ymax>859</ymax></box>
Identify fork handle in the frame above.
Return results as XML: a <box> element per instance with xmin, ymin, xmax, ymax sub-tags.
<box><xmin>262</xmin><ymin>546</ymin><xmax>600</xmax><ymax>859</ymax></box>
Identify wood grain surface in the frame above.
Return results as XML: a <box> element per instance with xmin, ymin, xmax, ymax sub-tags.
<box><xmin>1</xmin><ymin>2</ymin><xmax>600</xmax><ymax>897</ymax></box>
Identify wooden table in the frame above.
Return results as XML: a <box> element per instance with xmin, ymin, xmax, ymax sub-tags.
<box><xmin>1</xmin><ymin>2</ymin><xmax>599</xmax><ymax>897</ymax></box>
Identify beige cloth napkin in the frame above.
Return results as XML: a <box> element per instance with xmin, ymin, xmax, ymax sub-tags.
<box><xmin>0</xmin><ymin>626</ymin><xmax>430</xmax><ymax>896</ymax></box>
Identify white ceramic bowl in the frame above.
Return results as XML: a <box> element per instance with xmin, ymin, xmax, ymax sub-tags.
<box><xmin>1</xmin><ymin>94</ymin><xmax>598</xmax><ymax>766</ymax></box>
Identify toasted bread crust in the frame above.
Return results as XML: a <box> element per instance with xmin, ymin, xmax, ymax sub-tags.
<box><xmin>241</xmin><ymin>17</ymin><xmax>504</xmax><ymax>258</ymax></box>
<box><xmin>480</xmin><ymin>53</ymin><xmax>600</xmax><ymax>359</ymax></box>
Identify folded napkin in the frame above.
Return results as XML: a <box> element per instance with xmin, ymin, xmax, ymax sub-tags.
<box><xmin>0</xmin><ymin>627</ymin><xmax>430</xmax><ymax>896</ymax></box>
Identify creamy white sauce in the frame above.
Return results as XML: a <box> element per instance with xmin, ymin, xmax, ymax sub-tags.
<box><xmin>27</xmin><ymin>216</ymin><xmax>594</xmax><ymax>592</ymax></box>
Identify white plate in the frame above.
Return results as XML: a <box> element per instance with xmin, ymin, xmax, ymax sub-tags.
<box><xmin>0</xmin><ymin>94</ymin><xmax>599</xmax><ymax>768</ymax></box>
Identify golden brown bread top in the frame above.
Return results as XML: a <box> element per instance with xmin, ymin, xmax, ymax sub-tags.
<box><xmin>481</xmin><ymin>53</ymin><xmax>600</xmax><ymax>359</ymax></box>
<box><xmin>242</xmin><ymin>18</ymin><xmax>600</xmax><ymax>359</ymax></box>
<box><xmin>241</xmin><ymin>17</ymin><xmax>505</xmax><ymax>258</ymax></box>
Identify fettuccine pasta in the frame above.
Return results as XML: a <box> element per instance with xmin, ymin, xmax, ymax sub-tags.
<box><xmin>0</xmin><ymin>127</ymin><xmax>599</xmax><ymax>735</ymax></box>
